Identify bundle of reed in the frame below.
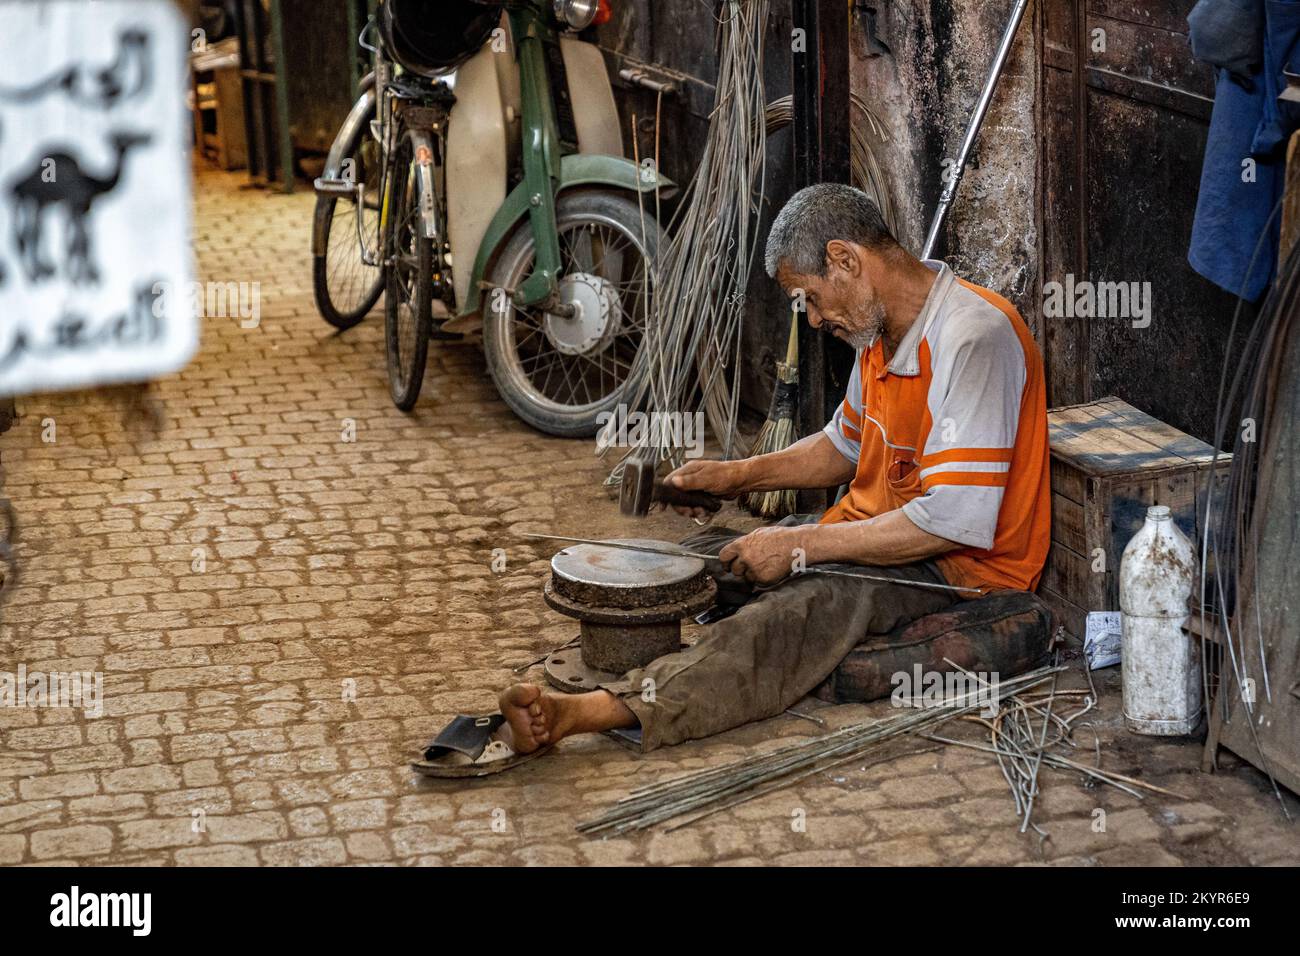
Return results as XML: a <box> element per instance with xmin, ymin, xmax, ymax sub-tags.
<box><xmin>741</xmin><ymin>308</ymin><xmax>799</xmax><ymax>519</ymax></box>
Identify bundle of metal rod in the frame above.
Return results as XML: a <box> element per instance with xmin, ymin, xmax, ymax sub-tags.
<box><xmin>925</xmin><ymin>656</ymin><xmax>1185</xmax><ymax>836</ymax></box>
<box><xmin>600</xmin><ymin>0</ymin><xmax>770</xmax><ymax>477</ymax></box>
<box><xmin>577</xmin><ymin>663</ymin><xmax>1065</xmax><ymax>835</ymax></box>
<box><xmin>1200</xmin><ymin>210</ymin><xmax>1297</xmax><ymax>816</ymax></box>
<box><xmin>764</xmin><ymin>92</ymin><xmax>898</xmax><ymax>237</ymax></box>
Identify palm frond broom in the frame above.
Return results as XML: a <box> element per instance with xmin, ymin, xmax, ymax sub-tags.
<box><xmin>742</xmin><ymin>308</ymin><xmax>799</xmax><ymax>519</ymax></box>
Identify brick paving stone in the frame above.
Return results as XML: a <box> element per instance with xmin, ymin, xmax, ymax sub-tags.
<box><xmin>1</xmin><ymin>165</ymin><xmax>1298</xmax><ymax>867</ymax></box>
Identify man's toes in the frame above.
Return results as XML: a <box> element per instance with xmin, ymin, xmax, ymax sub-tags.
<box><xmin>502</xmin><ymin>683</ymin><xmax>542</xmax><ymax>710</ymax></box>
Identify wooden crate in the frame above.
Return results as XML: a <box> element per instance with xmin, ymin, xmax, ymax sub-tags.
<box><xmin>1039</xmin><ymin>397</ymin><xmax>1229</xmax><ymax>639</ymax></box>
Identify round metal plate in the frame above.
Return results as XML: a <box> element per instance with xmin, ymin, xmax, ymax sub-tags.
<box><xmin>550</xmin><ymin>539</ymin><xmax>708</xmax><ymax>609</ymax></box>
<box><xmin>544</xmin><ymin>642</ymin><xmax>619</xmax><ymax>694</ymax></box>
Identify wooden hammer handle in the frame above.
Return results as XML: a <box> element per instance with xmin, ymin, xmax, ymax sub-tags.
<box><xmin>653</xmin><ymin>480</ymin><xmax>722</xmax><ymax>513</ymax></box>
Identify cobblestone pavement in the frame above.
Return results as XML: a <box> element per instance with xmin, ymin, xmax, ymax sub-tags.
<box><xmin>0</xmin><ymin>166</ymin><xmax>1296</xmax><ymax>867</ymax></box>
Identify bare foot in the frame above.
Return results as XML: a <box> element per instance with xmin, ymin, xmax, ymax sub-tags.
<box><xmin>499</xmin><ymin>683</ymin><xmax>559</xmax><ymax>754</ymax></box>
<box><xmin>498</xmin><ymin>684</ymin><xmax>639</xmax><ymax>754</ymax></box>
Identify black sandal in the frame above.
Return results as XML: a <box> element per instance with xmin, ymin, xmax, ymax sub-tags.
<box><xmin>410</xmin><ymin>714</ymin><xmax>550</xmax><ymax>778</ymax></box>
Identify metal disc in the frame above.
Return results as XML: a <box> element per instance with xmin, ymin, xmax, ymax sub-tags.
<box><xmin>550</xmin><ymin>538</ymin><xmax>707</xmax><ymax>608</ymax></box>
<box><xmin>544</xmin><ymin>643</ymin><xmax>619</xmax><ymax>694</ymax></box>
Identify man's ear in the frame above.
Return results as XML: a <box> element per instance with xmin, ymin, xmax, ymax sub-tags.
<box><xmin>824</xmin><ymin>239</ymin><xmax>860</xmax><ymax>277</ymax></box>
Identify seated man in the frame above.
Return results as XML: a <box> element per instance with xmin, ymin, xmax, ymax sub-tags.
<box><xmin>500</xmin><ymin>182</ymin><xmax>1051</xmax><ymax>754</ymax></box>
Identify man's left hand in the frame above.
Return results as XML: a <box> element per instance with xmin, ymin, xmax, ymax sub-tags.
<box><xmin>718</xmin><ymin>526</ymin><xmax>807</xmax><ymax>586</ymax></box>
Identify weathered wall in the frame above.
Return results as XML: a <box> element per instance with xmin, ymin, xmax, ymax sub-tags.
<box><xmin>596</xmin><ymin>0</ymin><xmax>1041</xmax><ymax>417</ymax></box>
<box><xmin>854</xmin><ymin>0</ymin><xmax>1041</xmax><ymax>334</ymax></box>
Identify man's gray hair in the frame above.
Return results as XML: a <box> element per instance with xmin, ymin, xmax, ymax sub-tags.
<box><xmin>764</xmin><ymin>183</ymin><xmax>897</xmax><ymax>278</ymax></box>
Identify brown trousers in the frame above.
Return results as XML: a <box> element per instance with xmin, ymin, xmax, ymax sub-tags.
<box><xmin>603</xmin><ymin>516</ymin><xmax>957</xmax><ymax>751</ymax></box>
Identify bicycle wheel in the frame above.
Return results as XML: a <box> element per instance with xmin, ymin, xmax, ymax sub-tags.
<box><xmin>312</xmin><ymin>114</ymin><xmax>384</xmax><ymax>330</ymax></box>
<box><xmin>383</xmin><ymin>126</ymin><xmax>433</xmax><ymax>411</ymax></box>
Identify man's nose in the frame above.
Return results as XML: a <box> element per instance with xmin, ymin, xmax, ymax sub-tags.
<box><xmin>805</xmin><ymin>308</ymin><xmax>822</xmax><ymax>329</ymax></box>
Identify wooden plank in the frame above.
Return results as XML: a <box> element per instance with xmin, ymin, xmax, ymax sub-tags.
<box><xmin>1093</xmin><ymin>396</ymin><xmax>1222</xmax><ymax>464</ymax></box>
<box><xmin>1036</xmin><ymin>585</ymin><xmax>1087</xmax><ymax>642</ymax></box>
<box><xmin>1050</xmin><ymin>491</ymin><xmax>1086</xmax><ymax>554</ymax></box>
<box><xmin>1041</xmin><ymin>541</ymin><xmax>1107</xmax><ymax>613</ymax></box>
<box><xmin>1049</xmin><ymin>401</ymin><xmax>1187</xmax><ymax>474</ymax></box>
<box><xmin>1282</xmin><ymin>130</ymin><xmax>1300</xmax><ymax>268</ymax></box>
<box><xmin>1088</xmin><ymin>0</ymin><xmax>1197</xmax><ymax>35</ymax></box>
<box><xmin>1050</xmin><ymin>456</ymin><xmax>1087</xmax><ymax>505</ymax></box>
<box><xmin>1071</xmin><ymin>398</ymin><xmax>1175</xmax><ymax>458</ymax></box>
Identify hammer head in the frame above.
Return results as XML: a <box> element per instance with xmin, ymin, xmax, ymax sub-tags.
<box><xmin>619</xmin><ymin>452</ymin><xmax>657</xmax><ymax>518</ymax></box>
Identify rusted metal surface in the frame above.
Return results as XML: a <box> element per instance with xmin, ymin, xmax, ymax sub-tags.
<box><xmin>542</xmin><ymin>539</ymin><xmax>715</xmax><ymax>677</ymax></box>
<box><xmin>547</xmin><ymin>540</ymin><xmax>709</xmax><ymax>609</ymax></box>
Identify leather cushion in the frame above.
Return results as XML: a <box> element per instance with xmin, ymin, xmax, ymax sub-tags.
<box><xmin>814</xmin><ymin>590</ymin><xmax>1055</xmax><ymax>704</ymax></box>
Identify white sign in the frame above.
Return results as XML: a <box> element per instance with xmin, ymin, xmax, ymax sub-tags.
<box><xmin>1084</xmin><ymin>610</ymin><xmax>1123</xmax><ymax>670</ymax></box>
<box><xmin>0</xmin><ymin>0</ymin><xmax>195</xmax><ymax>397</ymax></box>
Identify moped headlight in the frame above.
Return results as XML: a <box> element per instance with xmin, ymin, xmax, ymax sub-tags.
<box><xmin>553</xmin><ymin>0</ymin><xmax>610</xmax><ymax>30</ymax></box>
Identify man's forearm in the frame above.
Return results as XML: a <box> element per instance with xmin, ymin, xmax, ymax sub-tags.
<box><xmin>797</xmin><ymin>509</ymin><xmax>958</xmax><ymax>566</ymax></box>
<box><xmin>739</xmin><ymin>432</ymin><xmax>856</xmax><ymax>493</ymax></box>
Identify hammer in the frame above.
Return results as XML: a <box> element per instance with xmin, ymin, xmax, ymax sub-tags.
<box><xmin>619</xmin><ymin>452</ymin><xmax>722</xmax><ymax>518</ymax></box>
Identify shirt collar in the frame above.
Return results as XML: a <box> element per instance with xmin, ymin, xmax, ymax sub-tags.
<box><xmin>876</xmin><ymin>260</ymin><xmax>953</xmax><ymax>378</ymax></box>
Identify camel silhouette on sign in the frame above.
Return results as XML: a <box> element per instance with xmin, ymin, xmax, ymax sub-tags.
<box><xmin>9</xmin><ymin>132</ymin><xmax>152</xmax><ymax>285</ymax></box>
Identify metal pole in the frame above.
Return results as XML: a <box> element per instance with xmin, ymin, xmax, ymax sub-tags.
<box><xmin>920</xmin><ymin>0</ymin><xmax>1031</xmax><ymax>259</ymax></box>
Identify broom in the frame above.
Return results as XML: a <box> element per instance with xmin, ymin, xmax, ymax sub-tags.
<box><xmin>742</xmin><ymin>307</ymin><xmax>800</xmax><ymax>519</ymax></box>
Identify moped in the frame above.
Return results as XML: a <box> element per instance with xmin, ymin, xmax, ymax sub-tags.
<box><xmin>311</xmin><ymin>0</ymin><xmax>672</xmax><ymax>433</ymax></box>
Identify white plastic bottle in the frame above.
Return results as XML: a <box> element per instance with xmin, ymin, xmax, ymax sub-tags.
<box><xmin>1119</xmin><ymin>505</ymin><xmax>1201</xmax><ymax>735</ymax></box>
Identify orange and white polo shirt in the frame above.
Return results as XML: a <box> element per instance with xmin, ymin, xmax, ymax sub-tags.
<box><xmin>819</xmin><ymin>262</ymin><xmax>1051</xmax><ymax>593</ymax></box>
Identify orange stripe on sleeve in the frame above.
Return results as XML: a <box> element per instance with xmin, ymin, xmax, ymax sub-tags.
<box><xmin>919</xmin><ymin>447</ymin><xmax>1014</xmax><ymax>467</ymax></box>
<box><xmin>921</xmin><ymin>471</ymin><xmax>1010</xmax><ymax>490</ymax></box>
<box><xmin>840</xmin><ymin>400</ymin><xmax>862</xmax><ymax>428</ymax></box>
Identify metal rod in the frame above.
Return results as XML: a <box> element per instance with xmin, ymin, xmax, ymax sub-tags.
<box><xmin>920</xmin><ymin>0</ymin><xmax>1031</xmax><ymax>259</ymax></box>
<box><xmin>521</xmin><ymin>532</ymin><xmax>710</xmax><ymax>560</ymax></box>
<box><xmin>522</xmin><ymin>533</ymin><xmax>984</xmax><ymax>595</ymax></box>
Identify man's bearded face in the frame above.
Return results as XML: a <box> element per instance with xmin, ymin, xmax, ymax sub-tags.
<box><xmin>780</xmin><ymin>258</ymin><xmax>887</xmax><ymax>350</ymax></box>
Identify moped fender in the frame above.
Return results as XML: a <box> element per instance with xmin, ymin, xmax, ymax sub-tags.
<box><xmin>456</xmin><ymin>154</ymin><xmax>675</xmax><ymax>318</ymax></box>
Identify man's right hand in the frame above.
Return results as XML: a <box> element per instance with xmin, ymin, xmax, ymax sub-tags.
<box><xmin>662</xmin><ymin>459</ymin><xmax>749</xmax><ymax>518</ymax></box>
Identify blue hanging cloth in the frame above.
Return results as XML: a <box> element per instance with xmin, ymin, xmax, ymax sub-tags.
<box><xmin>1187</xmin><ymin>0</ymin><xmax>1300</xmax><ymax>302</ymax></box>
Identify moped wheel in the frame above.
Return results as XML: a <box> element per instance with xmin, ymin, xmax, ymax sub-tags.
<box><xmin>383</xmin><ymin>127</ymin><xmax>433</xmax><ymax>411</ymax></box>
<box><xmin>312</xmin><ymin>117</ymin><xmax>384</xmax><ymax>330</ymax></box>
<box><xmin>483</xmin><ymin>191</ymin><xmax>661</xmax><ymax>438</ymax></box>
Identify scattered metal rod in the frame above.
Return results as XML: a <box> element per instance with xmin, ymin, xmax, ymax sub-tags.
<box><xmin>510</xmin><ymin>636</ymin><xmax>580</xmax><ymax>674</ymax></box>
<box><xmin>919</xmin><ymin>733</ymin><xmax>1188</xmax><ymax>801</ymax></box>
<box><xmin>578</xmin><ymin>664</ymin><xmax>1064</xmax><ymax>834</ymax></box>
<box><xmin>1020</xmin><ymin>652</ymin><xmax>1060</xmax><ymax>833</ymax></box>
<box><xmin>662</xmin><ymin>745</ymin><xmax>944</xmax><ymax>834</ymax></box>
<box><xmin>784</xmin><ymin>708</ymin><xmax>826</xmax><ymax>727</ymax></box>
